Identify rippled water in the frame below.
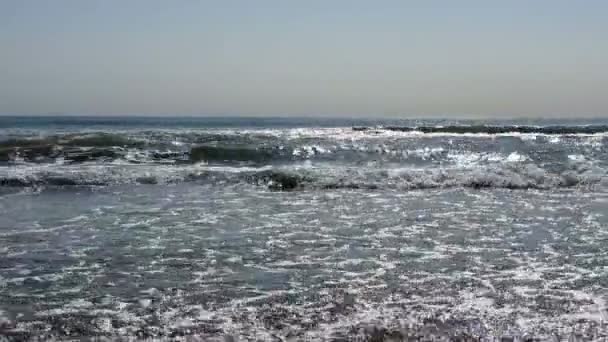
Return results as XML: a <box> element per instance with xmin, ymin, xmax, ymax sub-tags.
<box><xmin>1</xmin><ymin>117</ymin><xmax>607</xmax><ymax>340</ymax></box>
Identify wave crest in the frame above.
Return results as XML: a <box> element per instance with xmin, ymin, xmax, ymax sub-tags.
<box><xmin>353</xmin><ymin>125</ymin><xmax>608</xmax><ymax>135</ymax></box>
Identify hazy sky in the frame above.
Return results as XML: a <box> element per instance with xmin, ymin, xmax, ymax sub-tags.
<box><xmin>1</xmin><ymin>0</ymin><xmax>607</xmax><ymax>117</ymax></box>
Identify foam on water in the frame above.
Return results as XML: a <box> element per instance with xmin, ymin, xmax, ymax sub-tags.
<box><xmin>2</xmin><ymin>118</ymin><xmax>608</xmax><ymax>340</ymax></box>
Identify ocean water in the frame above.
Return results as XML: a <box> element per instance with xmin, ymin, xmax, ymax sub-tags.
<box><xmin>1</xmin><ymin>116</ymin><xmax>607</xmax><ymax>341</ymax></box>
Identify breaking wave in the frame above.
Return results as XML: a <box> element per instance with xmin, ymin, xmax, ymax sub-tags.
<box><xmin>0</xmin><ymin>162</ymin><xmax>605</xmax><ymax>191</ymax></box>
<box><xmin>1</xmin><ymin>126</ymin><xmax>607</xmax><ymax>191</ymax></box>
<box><xmin>189</xmin><ymin>144</ymin><xmax>292</xmax><ymax>164</ymax></box>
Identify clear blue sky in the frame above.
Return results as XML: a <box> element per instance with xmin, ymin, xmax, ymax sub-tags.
<box><xmin>1</xmin><ymin>0</ymin><xmax>607</xmax><ymax>117</ymax></box>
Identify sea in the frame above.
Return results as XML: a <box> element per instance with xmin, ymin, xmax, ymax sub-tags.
<box><xmin>1</xmin><ymin>116</ymin><xmax>607</xmax><ymax>341</ymax></box>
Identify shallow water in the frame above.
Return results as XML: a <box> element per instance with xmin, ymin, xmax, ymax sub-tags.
<box><xmin>1</xmin><ymin>117</ymin><xmax>607</xmax><ymax>340</ymax></box>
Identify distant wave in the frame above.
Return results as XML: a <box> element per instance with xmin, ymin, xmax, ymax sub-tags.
<box><xmin>355</xmin><ymin>125</ymin><xmax>608</xmax><ymax>135</ymax></box>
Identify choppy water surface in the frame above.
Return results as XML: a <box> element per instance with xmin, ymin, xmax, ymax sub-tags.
<box><xmin>1</xmin><ymin>117</ymin><xmax>607</xmax><ymax>340</ymax></box>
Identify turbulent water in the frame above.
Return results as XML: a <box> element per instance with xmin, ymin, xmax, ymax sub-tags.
<box><xmin>1</xmin><ymin>116</ymin><xmax>608</xmax><ymax>341</ymax></box>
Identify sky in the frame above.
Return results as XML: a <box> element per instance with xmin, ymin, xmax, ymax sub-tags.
<box><xmin>0</xmin><ymin>0</ymin><xmax>607</xmax><ymax>118</ymax></box>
